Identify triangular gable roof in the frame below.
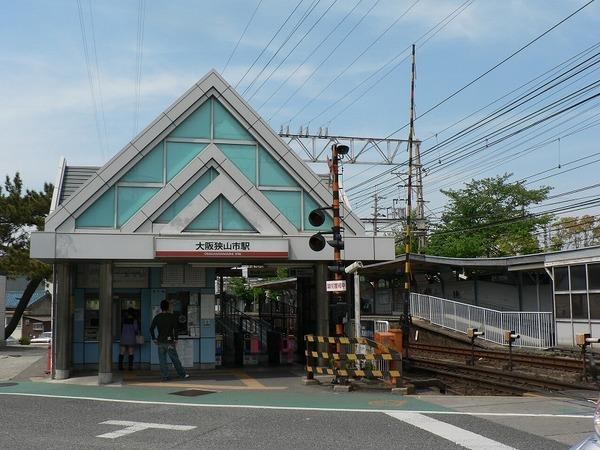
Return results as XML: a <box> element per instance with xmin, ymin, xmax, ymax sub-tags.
<box><xmin>45</xmin><ymin>70</ymin><xmax>365</xmax><ymax>237</ymax></box>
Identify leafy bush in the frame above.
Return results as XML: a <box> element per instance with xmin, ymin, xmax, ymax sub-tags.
<box><xmin>19</xmin><ymin>336</ymin><xmax>31</xmax><ymax>345</ymax></box>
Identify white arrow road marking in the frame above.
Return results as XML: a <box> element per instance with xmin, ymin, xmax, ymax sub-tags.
<box><xmin>386</xmin><ymin>412</ymin><xmax>516</xmax><ymax>450</ymax></box>
<box><xmin>97</xmin><ymin>420</ymin><xmax>196</xmax><ymax>439</ymax></box>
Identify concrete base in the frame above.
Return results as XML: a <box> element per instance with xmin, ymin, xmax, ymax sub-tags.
<box><xmin>302</xmin><ymin>378</ymin><xmax>320</xmax><ymax>385</ymax></box>
<box><xmin>54</xmin><ymin>369</ymin><xmax>70</xmax><ymax>380</ymax></box>
<box><xmin>333</xmin><ymin>384</ymin><xmax>352</xmax><ymax>392</ymax></box>
<box><xmin>98</xmin><ymin>372</ymin><xmax>113</xmax><ymax>385</ymax></box>
<box><xmin>391</xmin><ymin>387</ymin><xmax>409</xmax><ymax>395</ymax></box>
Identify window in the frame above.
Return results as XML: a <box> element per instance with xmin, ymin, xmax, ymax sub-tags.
<box><xmin>570</xmin><ymin>265</ymin><xmax>587</xmax><ymax>291</ymax></box>
<box><xmin>554</xmin><ymin>267</ymin><xmax>569</xmax><ymax>291</ymax></box>
<box><xmin>33</xmin><ymin>322</ymin><xmax>44</xmax><ymax>331</ymax></box>
<box><xmin>262</xmin><ymin>190</ymin><xmax>302</xmax><ymax>229</ymax></box>
<box><xmin>589</xmin><ymin>293</ymin><xmax>600</xmax><ymax>320</ymax></box>
<box><xmin>571</xmin><ymin>293</ymin><xmax>588</xmax><ymax>320</ymax></box>
<box><xmin>589</xmin><ymin>264</ymin><xmax>600</xmax><ymax>290</ymax></box>
<box><xmin>555</xmin><ymin>294</ymin><xmax>570</xmax><ymax>319</ymax></box>
<box><xmin>184</xmin><ymin>196</ymin><xmax>254</xmax><ymax>232</ymax></box>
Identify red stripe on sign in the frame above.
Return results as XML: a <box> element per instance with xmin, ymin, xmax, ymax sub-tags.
<box><xmin>155</xmin><ymin>251</ymin><xmax>288</xmax><ymax>258</ymax></box>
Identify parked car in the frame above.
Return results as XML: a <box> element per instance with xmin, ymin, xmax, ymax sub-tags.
<box><xmin>570</xmin><ymin>401</ymin><xmax>600</xmax><ymax>449</ymax></box>
<box><xmin>30</xmin><ymin>332</ymin><xmax>52</xmax><ymax>344</ymax></box>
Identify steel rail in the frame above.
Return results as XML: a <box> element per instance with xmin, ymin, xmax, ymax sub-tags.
<box><xmin>410</xmin><ymin>343</ymin><xmax>584</xmax><ymax>370</ymax></box>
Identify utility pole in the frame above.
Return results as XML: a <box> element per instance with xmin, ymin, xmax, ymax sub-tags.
<box><xmin>414</xmin><ymin>141</ymin><xmax>426</xmax><ymax>251</ymax></box>
<box><xmin>403</xmin><ymin>44</ymin><xmax>417</xmax><ymax>357</ymax></box>
<box><xmin>371</xmin><ymin>192</ymin><xmax>385</xmax><ymax>236</ymax></box>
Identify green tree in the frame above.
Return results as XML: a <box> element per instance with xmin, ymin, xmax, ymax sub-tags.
<box><xmin>426</xmin><ymin>174</ymin><xmax>551</xmax><ymax>258</ymax></box>
<box><xmin>549</xmin><ymin>215</ymin><xmax>600</xmax><ymax>250</ymax></box>
<box><xmin>1</xmin><ymin>173</ymin><xmax>53</xmax><ymax>338</ymax></box>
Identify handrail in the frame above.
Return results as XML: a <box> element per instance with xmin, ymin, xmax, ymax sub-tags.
<box><xmin>410</xmin><ymin>292</ymin><xmax>555</xmax><ymax>348</ymax></box>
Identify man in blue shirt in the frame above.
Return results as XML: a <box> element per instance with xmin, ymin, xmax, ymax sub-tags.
<box><xmin>150</xmin><ymin>300</ymin><xmax>190</xmax><ymax>381</ymax></box>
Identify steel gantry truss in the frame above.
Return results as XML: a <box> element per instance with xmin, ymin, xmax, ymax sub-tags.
<box><xmin>278</xmin><ymin>127</ymin><xmax>420</xmax><ymax>165</ymax></box>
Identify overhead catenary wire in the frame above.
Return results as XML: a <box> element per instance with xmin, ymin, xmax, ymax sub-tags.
<box><xmin>267</xmin><ymin>0</ymin><xmax>382</xmax><ymax>122</ymax></box>
<box><xmin>348</xmin><ymin>73</ymin><xmax>600</xmax><ymax>206</ymax></box>
<box><xmin>86</xmin><ymin>0</ymin><xmax>109</xmax><ymax>160</ymax></box>
<box><xmin>241</xmin><ymin>0</ymin><xmax>323</xmax><ymax>97</ymax></box>
<box><xmin>246</xmin><ymin>0</ymin><xmax>339</xmax><ymax>102</ymax></box>
<box><xmin>133</xmin><ymin>0</ymin><xmax>147</xmax><ymax>135</ymax></box>
<box><xmin>284</xmin><ymin>0</ymin><xmax>422</xmax><ymax>125</ymax></box>
<box><xmin>311</xmin><ymin>0</ymin><xmax>475</xmax><ymax>126</ymax></box>
<box><xmin>344</xmin><ymin>40</ymin><xmax>600</xmax><ymax>184</ymax></box>
<box><xmin>222</xmin><ymin>0</ymin><xmax>264</xmax><ymax>76</ymax></box>
<box><xmin>257</xmin><ymin>0</ymin><xmax>364</xmax><ymax>112</ymax></box>
<box><xmin>350</xmin><ymin>88</ymin><xmax>600</xmax><ymax>209</ymax></box>
<box><xmin>344</xmin><ymin>1</ymin><xmax>596</xmax><ymax>193</ymax></box>
<box><xmin>76</xmin><ymin>0</ymin><xmax>107</xmax><ymax>161</ymax></box>
<box><xmin>235</xmin><ymin>0</ymin><xmax>306</xmax><ymax>89</ymax></box>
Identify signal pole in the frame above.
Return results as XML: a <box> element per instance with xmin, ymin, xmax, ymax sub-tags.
<box><xmin>403</xmin><ymin>44</ymin><xmax>417</xmax><ymax>356</ymax></box>
<box><xmin>331</xmin><ymin>144</ymin><xmax>345</xmax><ymax>338</ymax></box>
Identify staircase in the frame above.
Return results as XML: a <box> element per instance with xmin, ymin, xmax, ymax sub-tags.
<box><xmin>217</xmin><ymin>296</ymin><xmax>283</xmax><ymax>366</ymax></box>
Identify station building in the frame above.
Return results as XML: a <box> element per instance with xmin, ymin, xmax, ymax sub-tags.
<box><xmin>30</xmin><ymin>70</ymin><xmax>394</xmax><ymax>383</ymax></box>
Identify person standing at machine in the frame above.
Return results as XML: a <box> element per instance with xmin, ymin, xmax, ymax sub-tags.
<box><xmin>150</xmin><ymin>300</ymin><xmax>190</xmax><ymax>381</ymax></box>
<box><xmin>119</xmin><ymin>307</ymin><xmax>139</xmax><ymax>371</ymax></box>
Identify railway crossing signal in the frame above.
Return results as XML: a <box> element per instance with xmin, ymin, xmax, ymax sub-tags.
<box><xmin>308</xmin><ymin>143</ymin><xmax>349</xmax><ymax>340</ymax></box>
<box><xmin>467</xmin><ymin>328</ymin><xmax>484</xmax><ymax>366</ymax></box>
<box><xmin>504</xmin><ymin>330</ymin><xmax>520</xmax><ymax>371</ymax></box>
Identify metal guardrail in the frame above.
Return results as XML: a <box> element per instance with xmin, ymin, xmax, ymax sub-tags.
<box><xmin>410</xmin><ymin>293</ymin><xmax>555</xmax><ymax>348</ymax></box>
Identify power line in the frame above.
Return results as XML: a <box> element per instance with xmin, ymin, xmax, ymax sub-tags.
<box><xmin>257</xmin><ymin>0</ymin><xmax>364</xmax><ymax>111</ymax></box>
<box><xmin>344</xmin><ymin>1</ymin><xmax>596</xmax><ymax>191</ymax></box>
<box><xmin>348</xmin><ymin>73</ymin><xmax>600</xmax><ymax>200</ymax></box>
<box><xmin>133</xmin><ymin>0</ymin><xmax>147</xmax><ymax>135</ymax></box>
<box><xmin>344</xmin><ymin>40</ymin><xmax>600</xmax><ymax>184</ymax></box>
<box><xmin>235</xmin><ymin>0</ymin><xmax>306</xmax><ymax>89</ymax></box>
<box><xmin>86</xmin><ymin>0</ymin><xmax>108</xmax><ymax>160</ymax></box>
<box><xmin>222</xmin><ymin>0</ymin><xmax>264</xmax><ymax>76</ymax></box>
<box><xmin>241</xmin><ymin>0</ymin><xmax>323</xmax><ymax>96</ymax></box>
<box><xmin>285</xmin><ymin>0</ymin><xmax>421</xmax><ymax>124</ymax></box>
<box><xmin>76</xmin><ymin>0</ymin><xmax>106</xmax><ymax>161</ymax></box>
<box><xmin>388</xmin><ymin>0</ymin><xmax>596</xmax><ymax>140</ymax></box>
<box><xmin>246</xmin><ymin>0</ymin><xmax>339</xmax><ymax>102</ymax></box>
<box><xmin>267</xmin><ymin>0</ymin><xmax>381</xmax><ymax>122</ymax></box>
<box><xmin>312</xmin><ymin>0</ymin><xmax>474</xmax><ymax>126</ymax></box>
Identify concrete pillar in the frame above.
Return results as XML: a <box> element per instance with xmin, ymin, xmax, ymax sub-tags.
<box><xmin>98</xmin><ymin>262</ymin><xmax>113</xmax><ymax>384</ymax></box>
<box><xmin>314</xmin><ymin>262</ymin><xmax>329</xmax><ymax>337</ymax></box>
<box><xmin>54</xmin><ymin>263</ymin><xmax>71</xmax><ymax>380</ymax></box>
<box><xmin>0</xmin><ymin>275</ymin><xmax>6</xmax><ymax>346</ymax></box>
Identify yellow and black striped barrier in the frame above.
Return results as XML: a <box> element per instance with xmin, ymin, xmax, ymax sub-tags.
<box><xmin>304</xmin><ymin>334</ymin><xmax>402</xmax><ymax>387</ymax></box>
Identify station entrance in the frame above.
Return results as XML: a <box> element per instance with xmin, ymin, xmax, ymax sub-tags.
<box><xmin>31</xmin><ymin>70</ymin><xmax>393</xmax><ymax>383</ymax></box>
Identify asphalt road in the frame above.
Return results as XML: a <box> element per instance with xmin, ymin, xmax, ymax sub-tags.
<box><xmin>0</xmin><ymin>394</ymin><xmax>579</xmax><ymax>449</ymax></box>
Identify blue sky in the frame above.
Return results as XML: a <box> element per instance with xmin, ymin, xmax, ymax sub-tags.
<box><xmin>1</xmin><ymin>0</ymin><xmax>599</xmax><ymax>225</ymax></box>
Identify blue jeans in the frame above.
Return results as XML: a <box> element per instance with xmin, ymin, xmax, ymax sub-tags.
<box><xmin>157</xmin><ymin>342</ymin><xmax>186</xmax><ymax>379</ymax></box>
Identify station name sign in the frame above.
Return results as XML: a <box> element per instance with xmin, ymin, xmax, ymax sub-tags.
<box><xmin>155</xmin><ymin>238</ymin><xmax>288</xmax><ymax>259</ymax></box>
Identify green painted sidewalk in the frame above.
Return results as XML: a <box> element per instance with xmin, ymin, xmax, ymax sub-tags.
<box><xmin>0</xmin><ymin>380</ymin><xmax>449</xmax><ymax>412</ymax></box>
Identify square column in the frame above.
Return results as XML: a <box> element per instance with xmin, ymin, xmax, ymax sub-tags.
<box><xmin>0</xmin><ymin>275</ymin><xmax>5</xmax><ymax>346</ymax></box>
<box><xmin>54</xmin><ymin>263</ymin><xmax>71</xmax><ymax>379</ymax></box>
<box><xmin>98</xmin><ymin>262</ymin><xmax>113</xmax><ymax>384</ymax></box>
<box><xmin>314</xmin><ymin>262</ymin><xmax>329</xmax><ymax>337</ymax></box>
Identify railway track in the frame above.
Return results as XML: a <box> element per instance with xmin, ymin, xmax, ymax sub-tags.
<box><xmin>410</xmin><ymin>342</ymin><xmax>585</xmax><ymax>371</ymax></box>
<box><xmin>408</xmin><ymin>356</ymin><xmax>598</xmax><ymax>395</ymax></box>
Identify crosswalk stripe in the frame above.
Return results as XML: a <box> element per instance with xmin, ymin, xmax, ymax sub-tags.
<box><xmin>386</xmin><ymin>412</ymin><xmax>516</xmax><ymax>450</ymax></box>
